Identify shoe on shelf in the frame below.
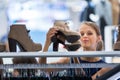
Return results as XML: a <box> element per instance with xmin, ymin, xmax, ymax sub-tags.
<box><xmin>0</xmin><ymin>43</ymin><xmax>6</xmax><ymax>52</ymax></box>
<box><xmin>113</xmin><ymin>42</ymin><xmax>120</xmax><ymax>50</ymax></box>
<box><xmin>8</xmin><ymin>24</ymin><xmax>42</xmax><ymax>52</ymax></box>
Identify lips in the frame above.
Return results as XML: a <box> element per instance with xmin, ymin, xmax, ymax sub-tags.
<box><xmin>83</xmin><ymin>40</ymin><xmax>88</xmax><ymax>43</ymax></box>
<box><xmin>83</xmin><ymin>39</ymin><xmax>89</xmax><ymax>43</ymax></box>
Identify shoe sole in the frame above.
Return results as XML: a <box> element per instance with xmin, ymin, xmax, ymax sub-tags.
<box><xmin>58</xmin><ymin>31</ymin><xmax>80</xmax><ymax>43</ymax></box>
<box><xmin>66</xmin><ymin>35</ymin><xmax>80</xmax><ymax>43</ymax></box>
<box><xmin>65</xmin><ymin>44</ymin><xmax>81</xmax><ymax>51</ymax></box>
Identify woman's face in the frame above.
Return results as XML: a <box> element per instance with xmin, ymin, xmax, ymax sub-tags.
<box><xmin>79</xmin><ymin>24</ymin><xmax>100</xmax><ymax>50</ymax></box>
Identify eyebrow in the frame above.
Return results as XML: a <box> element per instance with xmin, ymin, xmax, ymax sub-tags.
<box><xmin>80</xmin><ymin>30</ymin><xmax>93</xmax><ymax>33</ymax></box>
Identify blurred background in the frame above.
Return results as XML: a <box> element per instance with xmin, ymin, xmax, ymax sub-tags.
<box><xmin>0</xmin><ymin>0</ymin><xmax>120</xmax><ymax>63</ymax></box>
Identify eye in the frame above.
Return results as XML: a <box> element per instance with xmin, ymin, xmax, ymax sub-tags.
<box><xmin>80</xmin><ymin>33</ymin><xmax>84</xmax><ymax>36</ymax></box>
<box><xmin>87</xmin><ymin>32</ymin><xmax>93</xmax><ymax>35</ymax></box>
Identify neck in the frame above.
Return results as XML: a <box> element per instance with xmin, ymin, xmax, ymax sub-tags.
<box><xmin>83</xmin><ymin>47</ymin><xmax>96</xmax><ymax>51</ymax></box>
<box><xmin>81</xmin><ymin>47</ymin><xmax>100</xmax><ymax>62</ymax></box>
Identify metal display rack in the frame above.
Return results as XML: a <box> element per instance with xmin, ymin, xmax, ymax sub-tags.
<box><xmin>0</xmin><ymin>51</ymin><xmax>120</xmax><ymax>80</ymax></box>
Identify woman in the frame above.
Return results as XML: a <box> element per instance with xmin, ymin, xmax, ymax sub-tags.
<box><xmin>39</xmin><ymin>21</ymin><xmax>111</xmax><ymax>80</ymax></box>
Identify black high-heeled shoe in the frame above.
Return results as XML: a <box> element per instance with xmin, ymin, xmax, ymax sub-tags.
<box><xmin>8</xmin><ymin>24</ymin><xmax>42</xmax><ymax>52</ymax></box>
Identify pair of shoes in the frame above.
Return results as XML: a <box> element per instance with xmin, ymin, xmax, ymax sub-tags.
<box><xmin>51</xmin><ymin>20</ymin><xmax>81</xmax><ymax>51</ymax></box>
<box><xmin>8</xmin><ymin>24</ymin><xmax>42</xmax><ymax>52</ymax></box>
<box><xmin>0</xmin><ymin>43</ymin><xmax>6</xmax><ymax>52</ymax></box>
<box><xmin>113</xmin><ymin>25</ymin><xmax>120</xmax><ymax>50</ymax></box>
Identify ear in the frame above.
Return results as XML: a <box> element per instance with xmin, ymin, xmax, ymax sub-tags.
<box><xmin>97</xmin><ymin>35</ymin><xmax>102</xmax><ymax>42</ymax></box>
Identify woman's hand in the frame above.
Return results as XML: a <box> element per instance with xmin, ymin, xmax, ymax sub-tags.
<box><xmin>39</xmin><ymin>27</ymin><xmax>59</xmax><ymax>64</ymax></box>
<box><xmin>46</xmin><ymin>27</ymin><xmax>58</xmax><ymax>44</ymax></box>
<box><xmin>43</xmin><ymin>27</ymin><xmax>58</xmax><ymax>52</ymax></box>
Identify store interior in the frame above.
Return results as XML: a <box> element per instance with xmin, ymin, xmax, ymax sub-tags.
<box><xmin>0</xmin><ymin>0</ymin><xmax>120</xmax><ymax>66</ymax></box>
<box><xmin>0</xmin><ymin>0</ymin><xmax>120</xmax><ymax>79</ymax></box>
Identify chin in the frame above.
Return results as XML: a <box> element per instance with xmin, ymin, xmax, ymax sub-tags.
<box><xmin>82</xmin><ymin>44</ymin><xmax>89</xmax><ymax>47</ymax></box>
<box><xmin>82</xmin><ymin>45</ymin><xmax>90</xmax><ymax>48</ymax></box>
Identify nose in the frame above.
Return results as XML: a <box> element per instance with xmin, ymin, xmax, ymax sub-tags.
<box><xmin>84</xmin><ymin>33</ymin><xmax>88</xmax><ymax>37</ymax></box>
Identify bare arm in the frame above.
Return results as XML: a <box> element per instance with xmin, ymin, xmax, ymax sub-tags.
<box><xmin>49</xmin><ymin>57</ymin><xmax>70</xmax><ymax>64</ymax></box>
<box><xmin>43</xmin><ymin>58</ymin><xmax>70</xmax><ymax>72</ymax></box>
<box><xmin>39</xmin><ymin>27</ymin><xmax>58</xmax><ymax>64</ymax></box>
<box><xmin>39</xmin><ymin>27</ymin><xmax>70</xmax><ymax>72</ymax></box>
<box><xmin>92</xmin><ymin>68</ymin><xmax>112</xmax><ymax>80</ymax></box>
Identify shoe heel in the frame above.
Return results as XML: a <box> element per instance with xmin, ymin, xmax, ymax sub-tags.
<box><xmin>8</xmin><ymin>38</ymin><xmax>17</xmax><ymax>52</ymax></box>
<box><xmin>8</xmin><ymin>38</ymin><xmax>26</xmax><ymax>52</ymax></box>
<box><xmin>53</xmin><ymin>42</ymin><xmax>59</xmax><ymax>51</ymax></box>
<box><xmin>51</xmin><ymin>35</ymin><xmax>58</xmax><ymax>43</ymax></box>
<box><xmin>17</xmin><ymin>41</ymin><xmax>26</xmax><ymax>52</ymax></box>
